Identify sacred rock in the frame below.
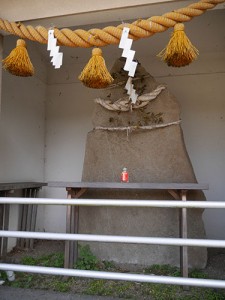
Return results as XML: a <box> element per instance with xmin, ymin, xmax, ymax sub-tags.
<box><xmin>80</xmin><ymin>58</ymin><xmax>207</xmax><ymax>268</ymax></box>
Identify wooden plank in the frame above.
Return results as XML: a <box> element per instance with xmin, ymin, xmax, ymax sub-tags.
<box><xmin>0</xmin><ymin>182</ymin><xmax>47</xmax><ymax>191</ymax></box>
<box><xmin>48</xmin><ymin>182</ymin><xmax>209</xmax><ymax>190</ymax></box>
<box><xmin>168</xmin><ymin>189</ymin><xmax>180</xmax><ymax>200</ymax></box>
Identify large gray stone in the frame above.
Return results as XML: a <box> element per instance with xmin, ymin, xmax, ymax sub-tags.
<box><xmin>80</xmin><ymin>58</ymin><xmax>207</xmax><ymax>268</ymax></box>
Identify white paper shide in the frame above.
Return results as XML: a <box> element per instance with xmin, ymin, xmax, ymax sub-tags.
<box><xmin>119</xmin><ymin>27</ymin><xmax>138</xmax><ymax>104</ymax></box>
<box><xmin>47</xmin><ymin>29</ymin><xmax>63</xmax><ymax>69</ymax></box>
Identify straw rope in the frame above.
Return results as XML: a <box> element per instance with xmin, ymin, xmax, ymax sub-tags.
<box><xmin>94</xmin><ymin>85</ymin><xmax>166</xmax><ymax>111</ymax></box>
<box><xmin>94</xmin><ymin>120</ymin><xmax>181</xmax><ymax>132</ymax></box>
<box><xmin>0</xmin><ymin>0</ymin><xmax>224</xmax><ymax>48</ymax></box>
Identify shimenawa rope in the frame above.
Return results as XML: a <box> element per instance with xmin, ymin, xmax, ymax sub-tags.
<box><xmin>0</xmin><ymin>0</ymin><xmax>224</xmax><ymax>48</ymax></box>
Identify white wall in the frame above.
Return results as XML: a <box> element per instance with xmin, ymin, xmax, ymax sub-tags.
<box><xmin>0</xmin><ymin>36</ymin><xmax>47</xmax><ymax>182</ymax></box>
<box><xmin>159</xmin><ymin>65</ymin><xmax>225</xmax><ymax>239</ymax></box>
<box><xmin>0</xmin><ymin>35</ymin><xmax>3</xmax><ymax>111</ymax></box>
<box><xmin>43</xmin><ymin>9</ymin><xmax>225</xmax><ymax>239</ymax></box>
<box><xmin>0</xmin><ymin>36</ymin><xmax>47</xmax><ymax>249</ymax></box>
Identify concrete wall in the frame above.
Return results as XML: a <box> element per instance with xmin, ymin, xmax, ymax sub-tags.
<box><xmin>0</xmin><ymin>36</ymin><xmax>47</xmax><ymax>249</ymax></box>
<box><xmin>0</xmin><ymin>36</ymin><xmax>47</xmax><ymax>182</ymax></box>
<box><xmin>0</xmin><ymin>35</ymin><xmax>3</xmax><ymax>111</ymax></box>
<box><xmin>43</xmin><ymin>9</ymin><xmax>225</xmax><ymax>240</ymax></box>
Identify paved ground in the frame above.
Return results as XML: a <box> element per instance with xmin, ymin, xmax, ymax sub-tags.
<box><xmin>0</xmin><ymin>286</ymin><xmax>121</xmax><ymax>300</ymax></box>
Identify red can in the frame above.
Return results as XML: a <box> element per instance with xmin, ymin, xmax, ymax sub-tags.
<box><xmin>121</xmin><ymin>167</ymin><xmax>129</xmax><ymax>183</ymax></box>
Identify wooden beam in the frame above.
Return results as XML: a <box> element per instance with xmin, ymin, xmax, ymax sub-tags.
<box><xmin>0</xmin><ymin>182</ymin><xmax>47</xmax><ymax>191</ymax></box>
<box><xmin>49</xmin><ymin>182</ymin><xmax>209</xmax><ymax>190</ymax></box>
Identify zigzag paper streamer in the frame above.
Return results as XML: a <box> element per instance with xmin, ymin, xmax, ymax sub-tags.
<box><xmin>47</xmin><ymin>30</ymin><xmax>63</xmax><ymax>69</ymax></box>
<box><xmin>125</xmin><ymin>77</ymin><xmax>138</xmax><ymax>104</ymax></box>
<box><xmin>119</xmin><ymin>27</ymin><xmax>138</xmax><ymax>104</ymax></box>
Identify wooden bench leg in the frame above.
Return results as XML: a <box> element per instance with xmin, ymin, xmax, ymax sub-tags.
<box><xmin>70</xmin><ymin>205</ymin><xmax>79</xmax><ymax>267</ymax></box>
<box><xmin>16</xmin><ymin>191</ymin><xmax>24</xmax><ymax>249</ymax></box>
<box><xmin>64</xmin><ymin>188</ymin><xmax>85</xmax><ymax>269</ymax></box>
<box><xmin>2</xmin><ymin>203</ymin><xmax>10</xmax><ymax>257</ymax></box>
<box><xmin>0</xmin><ymin>192</ymin><xmax>4</xmax><ymax>257</ymax></box>
<box><xmin>168</xmin><ymin>188</ymin><xmax>189</xmax><ymax>287</ymax></box>
<box><xmin>25</xmin><ymin>189</ymin><xmax>33</xmax><ymax>249</ymax></box>
<box><xmin>19</xmin><ymin>189</ymin><xmax>29</xmax><ymax>249</ymax></box>
<box><xmin>17</xmin><ymin>188</ymin><xmax>39</xmax><ymax>250</ymax></box>
<box><xmin>30</xmin><ymin>188</ymin><xmax>38</xmax><ymax>249</ymax></box>
<box><xmin>180</xmin><ymin>190</ymin><xmax>189</xmax><ymax>290</ymax></box>
<box><xmin>0</xmin><ymin>191</ymin><xmax>10</xmax><ymax>258</ymax></box>
<box><xmin>64</xmin><ymin>189</ymin><xmax>72</xmax><ymax>269</ymax></box>
<box><xmin>65</xmin><ymin>194</ymin><xmax>79</xmax><ymax>268</ymax></box>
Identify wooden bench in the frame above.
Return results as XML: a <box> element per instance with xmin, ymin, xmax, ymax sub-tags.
<box><xmin>48</xmin><ymin>181</ymin><xmax>209</xmax><ymax>279</ymax></box>
<box><xmin>0</xmin><ymin>182</ymin><xmax>46</xmax><ymax>256</ymax></box>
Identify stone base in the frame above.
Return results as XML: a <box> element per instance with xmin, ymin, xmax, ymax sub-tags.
<box><xmin>78</xmin><ymin>189</ymin><xmax>207</xmax><ymax>268</ymax></box>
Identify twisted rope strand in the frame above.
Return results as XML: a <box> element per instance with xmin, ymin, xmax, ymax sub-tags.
<box><xmin>0</xmin><ymin>0</ymin><xmax>224</xmax><ymax>48</ymax></box>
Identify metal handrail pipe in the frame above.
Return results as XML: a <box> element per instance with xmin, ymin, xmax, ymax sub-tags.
<box><xmin>0</xmin><ymin>263</ymin><xmax>224</xmax><ymax>288</ymax></box>
<box><xmin>0</xmin><ymin>198</ymin><xmax>225</xmax><ymax>208</ymax></box>
<box><xmin>1</xmin><ymin>231</ymin><xmax>225</xmax><ymax>248</ymax></box>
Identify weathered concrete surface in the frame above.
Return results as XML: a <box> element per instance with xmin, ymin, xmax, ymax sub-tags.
<box><xmin>81</xmin><ymin>58</ymin><xmax>207</xmax><ymax>268</ymax></box>
<box><xmin>0</xmin><ymin>286</ymin><xmax>119</xmax><ymax>300</ymax></box>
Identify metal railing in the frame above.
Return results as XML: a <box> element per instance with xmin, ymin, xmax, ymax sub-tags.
<box><xmin>0</xmin><ymin>197</ymin><xmax>225</xmax><ymax>289</ymax></box>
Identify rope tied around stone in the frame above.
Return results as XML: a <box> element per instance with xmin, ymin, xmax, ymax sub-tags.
<box><xmin>94</xmin><ymin>120</ymin><xmax>181</xmax><ymax>132</ymax></box>
<box><xmin>94</xmin><ymin>85</ymin><xmax>166</xmax><ymax>112</ymax></box>
<box><xmin>0</xmin><ymin>0</ymin><xmax>224</xmax><ymax>48</ymax></box>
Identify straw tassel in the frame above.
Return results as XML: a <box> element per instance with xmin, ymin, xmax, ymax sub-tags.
<box><xmin>2</xmin><ymin>39</ymin><xmax>34</xmax><ymax>76</ymax></box>
<box><xmin>79</xmin><ymin>48</ymin><xmax>113</xmax><ymax>88</ymax></box>
<box><xmin>158</xmin><ymin>23</ymin><xmax>199</xmax><ymax>67</ymax></box>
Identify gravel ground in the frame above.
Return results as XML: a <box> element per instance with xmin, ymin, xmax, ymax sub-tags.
<box><xmin>204</xmin><ymin>248</ymin><xmax>225</xmax><ymax>280</ymax></box>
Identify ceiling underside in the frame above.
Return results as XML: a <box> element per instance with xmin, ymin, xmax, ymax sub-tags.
<box><xmin>0</xmin><ymin>0</ymin><xmax>224</xmax><ymax>30</ymax></box>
